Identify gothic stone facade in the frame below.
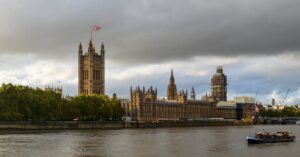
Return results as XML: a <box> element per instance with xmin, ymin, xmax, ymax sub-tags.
<box><xmin>78</xmin><ymin>40</ymin><xmax>105</xmax><ymax>95</ymax></box>
<box><xmin>128</xmin><ymin>67</ymin><xmax>253</xmax><ymax>122</ymax></box>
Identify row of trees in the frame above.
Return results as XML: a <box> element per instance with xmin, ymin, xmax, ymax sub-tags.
<box><xmin>0</xmin><ymin>83</ymin><xmax>124</xmax><ymax>121</ymax></box>
<box><xmin>260</xmin><ymin>106</ymin><xmax>300</xmax><ymax>117</ymax></box>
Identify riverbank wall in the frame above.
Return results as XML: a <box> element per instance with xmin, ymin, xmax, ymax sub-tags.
<box><xmin>0</xmin><ymin>120</ymin><xmax>252</xmax><ymax>130</ymax></box>
<box><xmin>136</xmin><ymin>120</ymin><xmax>252</xmax><ymax>128</ymax></box>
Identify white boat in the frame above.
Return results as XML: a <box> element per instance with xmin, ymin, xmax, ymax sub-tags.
<box><xmin>247</xmin><ymin>131</ymin><xmax>296</xmax><ymax>144</ymax></box>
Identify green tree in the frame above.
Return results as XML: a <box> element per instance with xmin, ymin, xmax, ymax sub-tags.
<box><xmin>0</xmin><ymin>83</ymin><xmax>124</xmax><ymax>121</ymax></box>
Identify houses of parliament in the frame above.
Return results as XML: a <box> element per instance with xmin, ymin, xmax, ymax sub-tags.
<box><xmin>78</xmin><ymin>40</ymin><xmax>105</xmax><ymax>95</ymax></box>
<box><xmin>77</xmin><ymin>39</ymin><xmax>253</xmax><ymax>122</ymax></box>
<box><xmin>125</xmin><ymin>67</ymin><xmax>254</xmax><ymax>122</ymax></box>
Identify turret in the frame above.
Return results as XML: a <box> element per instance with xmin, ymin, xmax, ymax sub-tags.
<box><xmin>78</xmin><ymin>42</ymin><xmax>83</xmax><ymax>55</ymax></box>
<box><xmin>177</xmin><ymin>89</ymin><xmax>187</xmax><ymax>103</ymax></box>
<box><xmin>145</xmin><ymin>86</ymin><xmax>157</xmax><ymax>102</ymax></box>
<box><xmin>101</xmin><ymin>42</ymin><xmax>105</xmax><ymax>56</ymax></box>
<box><xmin>88</xmin><ymin>40</ymin><xmax>95</xmax><ymax>54</ymax></box>
<box><xmin>191</xmin><ymin>87</ymin><xmax>195</xmax><ymax>100</ymax></box>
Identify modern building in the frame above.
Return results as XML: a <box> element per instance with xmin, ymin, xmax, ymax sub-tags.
<box><xmin>78</xmin><ymin>40</ymin><xmax>105</xmax><ymax>95</ymax></box>
<box><xmin>126</xmin><ymin>67</ymin><xmax>254</xmax><ymax>122</ymax></box>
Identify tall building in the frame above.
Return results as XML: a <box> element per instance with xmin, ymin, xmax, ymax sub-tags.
<box><xmin>211</xmin><ymin>66</ymin><xmax>227</xmax><ymax>101</ymax></box>
<box><xmin>78</xmin><ymin>40</ymin><xmax>105</xmax><ymax>95</ymax></box>
<box><xmin>167</xmin><ymin>69</ymin><xmax>177</xmax><ymax>100</ymax></box>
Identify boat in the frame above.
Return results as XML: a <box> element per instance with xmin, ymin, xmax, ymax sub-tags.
<box><xmin>247</xmin><ymin>131</ymin><xmax>296</xmax><ymax>144</ymax></box>
<box><xmin>296</xmin><ymin>121</ymin><xmax>300</xmax><ymax>125</ymax></box>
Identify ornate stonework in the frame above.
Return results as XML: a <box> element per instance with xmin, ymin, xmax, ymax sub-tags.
<box><xmin>126</xmin><ymin>67</ymin><xmax>253</xmax><ymax>122</ymax></box>
<box><xmin>78</xmin><ymin>40</ymin><xmax>105</xmax><ymax>95</ymax></box>
<box><xmin>167</xmin><ymin>69</ymin><xmax>177</xmax><ymax>100</ymax></box>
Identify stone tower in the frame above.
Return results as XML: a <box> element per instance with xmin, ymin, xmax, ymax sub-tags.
<box><xmin>167</xmin><ymin>69</ymin><xmax>177</xmax><ymax>100</ymax></box>
<box><xmin>211</xmin><ymin>66</ymin><xmax>227</xmax><ymax>101</ymax></box>
<box><xmin>78</xmin><ymin>40</ymin><xmax>105</xmax><ymax>95</ymax></box>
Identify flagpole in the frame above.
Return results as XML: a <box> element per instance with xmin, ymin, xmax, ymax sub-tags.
<box><xmin>90</xmin><ymin>26</ymin><xmax>93</xmax><ymax>41</ymax></box>
<box><xmin>90</xmin><ymin>25</ymin><xmax>101</xmax><ymax>41</ymax></box>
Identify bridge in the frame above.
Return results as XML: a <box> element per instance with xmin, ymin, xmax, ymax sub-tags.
<box><xmin>260</xmin><ymin>117</ymin><xmax>300</xmax><ymax>124</ymax></box>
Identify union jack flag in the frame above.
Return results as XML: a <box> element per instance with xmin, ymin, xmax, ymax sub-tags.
<box><xmin>93</xmin><ymin>25</ymin><xmax>101</xmax><ymax>31</ymax></box>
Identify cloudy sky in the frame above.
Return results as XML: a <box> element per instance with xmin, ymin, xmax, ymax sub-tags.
<box><xmin>1</xmin><ymin>0</ymin><xmax>300</xmax><ymax>105</ymax></box>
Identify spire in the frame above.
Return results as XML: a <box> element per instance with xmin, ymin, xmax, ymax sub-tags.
<box><xmin>170</xmin><ymin>68</ymin><xmax>175</xmax><ymax>83</ymax></box>
<box><xmin>101</xmin><ymin>42</ymin><xmax>105</xmax><ymax>55</ymax></box>
<box><xmin>78</xmin><ymin>42</ymin><xmax>83</xmax><ymax>55</ymax></box>
<box><xmin>167</xmin><ymin>68</ymin><xmax>177</xmax><ymax>100</ymax></box>
<box><xmin>79</xmin><ymin>42</ymin><xmax>82</xmax><ymax>49</ymax></box>
<box><xmin>88</xmin><ymin>40</ymin><xmax>94</xmax><ymax>53</ymax></box>
<box><xmin>171</xmin><ymin>68</ymin><xmax>174</xmax><ymax>79</ymax></box>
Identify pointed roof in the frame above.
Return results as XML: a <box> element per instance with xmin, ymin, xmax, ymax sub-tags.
<box><xmin>101</xmin><ymin>42</ymin><xmax>105</xmax><ymax>55</ymax></box>
<box><xmin>78</xmin><ymin>42</ymin><xmax>83</xmax><ymax>54</ymax></box>
<box><xmin>88</xmin><ymin>39</ymin><xmax>94</xmax><ymax>53</ymax></box>
<box><xmin>170</xmin><ymin>68</ymin><xmax>175</xmax><ymax>81</ymax></box>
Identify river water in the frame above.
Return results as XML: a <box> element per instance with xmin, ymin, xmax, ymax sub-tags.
<box><xmin>0</xmin><ymin>125</ymin><xmax>299</xmax><ymax>157</ymax></box>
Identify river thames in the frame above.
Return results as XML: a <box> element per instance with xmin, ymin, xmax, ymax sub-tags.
<box><xmin>0</xmin><ymin>125</ymin><xmax>299</xmax><ymax>157</ymax></box>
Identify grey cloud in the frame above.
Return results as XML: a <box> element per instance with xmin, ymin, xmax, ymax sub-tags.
<box><xmin>1</xmin><ymin>0</ymin><xmax>300</xmax><ymax>104</ymax></box>
<box><xmin>0</xmin><ymin>0</ymin><xmax>300</xmax><ymax>64</ymax></box>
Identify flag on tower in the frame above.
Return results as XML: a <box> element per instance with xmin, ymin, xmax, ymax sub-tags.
<box><xmin>93</xmin><ymin>25</ymin><xmax>101</xmax><ymax>31</ymax></box>
<box><xmin>90</xmin><ymin>25</ymin><xmax>101</xmax><ymax>41</ymax></box>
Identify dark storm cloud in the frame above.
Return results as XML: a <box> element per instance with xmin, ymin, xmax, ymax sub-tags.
<box><xmin>0</xmin><ymin>0</ymin><xmax>300</xmax><ymax>64</ymax></box>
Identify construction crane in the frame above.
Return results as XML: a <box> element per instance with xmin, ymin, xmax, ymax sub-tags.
<box><xmin>282</xmin><ymin>89</ymin><xmax>290</xmax><ymax>105</ymax></box>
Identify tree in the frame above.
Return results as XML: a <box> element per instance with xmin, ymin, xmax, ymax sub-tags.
<box><xmin>0</xmin><ymin>83</ymin><xmax>124</xmax><ymax>121</ymax></box>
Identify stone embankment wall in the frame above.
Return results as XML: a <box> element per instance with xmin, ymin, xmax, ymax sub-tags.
<box><xmin>0</xmin><ymin>120</ymin><xmax>252</xmax><ymax>130</ymax></box>
<box><xmin>136</xmin><ymin>120</ymin><xmax>252</xmax><ymax>128</ymax></box>
<box><xmin>0</xmin><ymin>121</ymin><xmax>127</xmax><ymax>130</ymax></box>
